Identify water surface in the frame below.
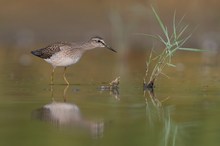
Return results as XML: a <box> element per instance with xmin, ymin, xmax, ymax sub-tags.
<box><xmin>0</xmin><ymin>48</ymin><xmax>219</xmax><ymax>146</ymax></box>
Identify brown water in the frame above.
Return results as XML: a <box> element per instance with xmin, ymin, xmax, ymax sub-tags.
<box><xmin>0</xmin><ymin>48</ymin><xmax>220</xmax><ymax>146</ymax></box>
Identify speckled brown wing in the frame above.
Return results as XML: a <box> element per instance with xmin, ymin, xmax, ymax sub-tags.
<box><xmin>31</xmin><ymin>42</ymin><xmax>71</xmax><ymax>59</ymax></box>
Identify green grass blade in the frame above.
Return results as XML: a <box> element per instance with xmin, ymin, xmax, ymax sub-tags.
<box><xmin>165</xmin><ymin>27</ymin><xmax>171</xmax><ymax>45</ymax></box>
<box><xmin>167</xmin><ymin>63</ymin><xmax>176</xmax><ymax>67</ymax></box>
<box><xmin>151</xmin><ymin>6</ymin><xmax>166</xmax><ymax>33</ymax></box>
<box><xmin>134</xmin><ymin>33</ymin><xmax>161</xmax><ymax>41</ymax></box>
<box><xmin>157</xmin><ymin>35</ymin><xmax>167</xmax><ymax>45</ymax></box>
<box><xmin>160</xmin><ymin>71</ymin><xmax>170</xmax><ymax>78</ymax></box>
<box><xmin>167</xmin><ymin>47</ymin><xmax>179</xmax><ymax>57</ymax></box>
<box><xmin>179</xmin><ymin>48</ymin><xmax>205</xmax><ymax>52</ymax></box>
<box><xmin>179</xmin><ymin>33</ymin><xmax>192</xmax><ymax>47</ymax></box>
<box><xmin>177</xmin><ymin>25</ymin><xmax>189</xmax><ymax>39</ymax></box>
<box><xmin>148</xmin><ymin>47</ymin><xmax>154</xmax><ymax>64</ymax></box>
<box><xmin>173</xmin><ymin>11</ymin><xmax>177</xmax><ymax>40</ymax></box>
<box><xmin>176</xmin><ymin>14</ymin><xmax>186</xmax><ymax>29</ymax></box>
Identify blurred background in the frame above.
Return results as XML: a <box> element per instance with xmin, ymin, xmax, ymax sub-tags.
<box><xmin>0</xmin><ymin>1</ymin><xmax>220</xmax><ymax>146</ymax></box>
<box><xmin>0</xmin><ymin>0</ymin><xmax>220</xmax><ymax>51</ymax></box>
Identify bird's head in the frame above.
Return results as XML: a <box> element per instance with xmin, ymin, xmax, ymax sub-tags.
<box><xmin>89</xmin><ymin>36</ymin><xmax>117</xmax><ymax>52</ymax></box>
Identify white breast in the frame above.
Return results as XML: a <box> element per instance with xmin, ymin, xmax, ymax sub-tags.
<box><xmin>44</xmin><ymin>51</ymin><xmax>82</xmax><ymax>67</ymax></box>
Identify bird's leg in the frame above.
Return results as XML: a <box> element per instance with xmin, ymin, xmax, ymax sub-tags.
<box><xmin>63</xmin><ymin>85</ymin><xmax>69</xmax><ymax>102</ymax></box>
<box><xmin>63</xmin><ymin>67</ymin><xmax>70</xmax><ymax>85</ymax></box>
<box><xmin>51</xmin><ymin>67</ymin><xmax>55</xmax><ymax>85</ymax></box>
<box><xmin>50</xmin><ymin>84</ymin><xmax>54</xmax><ymax>99</ymax></box>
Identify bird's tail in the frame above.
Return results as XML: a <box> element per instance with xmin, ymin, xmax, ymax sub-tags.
<box><xmin>31</xmin><ymin>49</ymin><xmax>42</xmax><ymax>57</ymax></box>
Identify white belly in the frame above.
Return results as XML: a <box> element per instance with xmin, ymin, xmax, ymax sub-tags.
<box><xmin>44</xmin><ymin>53</ymin><xmax>81</xmax><ymax>67</ymax></box>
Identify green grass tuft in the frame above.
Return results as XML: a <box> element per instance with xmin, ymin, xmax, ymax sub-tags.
<box><xmin>143</xmin><ymin>6</ymin><xmax>204</xmax><ymax>88</ymax></box>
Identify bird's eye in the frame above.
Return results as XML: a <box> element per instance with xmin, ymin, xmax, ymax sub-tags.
<box><xmin>97</xmin><ymin>40</ymin><xmax>101</xmax><ymax>43</ymax></box>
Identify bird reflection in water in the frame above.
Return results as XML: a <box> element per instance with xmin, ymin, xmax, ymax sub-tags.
<box><xmin>32</xmin><ymin>85</ymin><xmax>104</xmax><ymax>138</ymax></box>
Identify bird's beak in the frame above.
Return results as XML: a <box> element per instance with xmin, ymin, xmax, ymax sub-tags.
<box><xmin>102</xmin><ymin>42</ymin><xmax>117</xmax><ymax>53</ymax></box>
<box><xmin>106</xmin><ymin>45</ymin><xmax>117</xmax><ymax>53</ymax></box>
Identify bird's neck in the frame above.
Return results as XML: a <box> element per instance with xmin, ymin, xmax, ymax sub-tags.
<box><xmin>80</xmin><ymin>42</ymin><xmax>96</xmax><ymax>51</ymax></box>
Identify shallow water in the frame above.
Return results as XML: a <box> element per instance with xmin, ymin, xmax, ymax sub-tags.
<box><xmin>0</xmin><ymin>48</ymin><xmax>220</xmax><ymax>146</ymax></box>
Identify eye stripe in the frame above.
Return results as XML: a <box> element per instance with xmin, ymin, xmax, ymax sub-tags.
<box><xmin>91</xmin><ymin>37</ymin><xmax>105</xmax><ymax>45</ymax></box>
<box><xmin>96</xmin><ymin>39</ymin><xmax>104</xmax><ymax>43</ymax></box>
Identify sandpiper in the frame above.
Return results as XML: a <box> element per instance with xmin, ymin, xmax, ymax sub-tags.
<box><xmin>31</xmin><ymin>36</ymin><xmax>116</xmax><ymax>85</ymax></box>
